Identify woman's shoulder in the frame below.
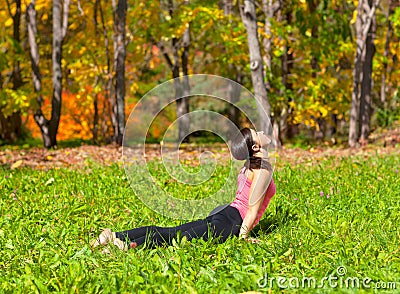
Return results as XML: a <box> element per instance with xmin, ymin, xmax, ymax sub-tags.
<box><xmin>247</xmin><ymin>167</ymin><xmax>272</xmax><ymax>182</ymax></box>
<box><xmin>244</xmin><ymin>168</ymin><xmax>255</xmax><ymax>182</ymax></box>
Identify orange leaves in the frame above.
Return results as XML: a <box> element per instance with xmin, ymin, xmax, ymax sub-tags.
<box><xmin>25</xmin><ymin>90</ymin><xmax>105</xmax><ymax>141</ymax></box>
<box><xmin>24</xmin><ymin>87</ymin><xmax>140</xmax><ymax>141</ymax></box>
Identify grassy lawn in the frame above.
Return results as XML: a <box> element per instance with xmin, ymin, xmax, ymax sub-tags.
<box><xmin>0</xmin><ymin>153</ymin><xmax>399</xmax><ymax>293</ymax></box>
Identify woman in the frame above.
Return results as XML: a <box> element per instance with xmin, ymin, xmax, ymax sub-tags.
<box><xmin>91</xmin><ymin>128</ymin><xmax>276</xmax><ymax>251</ymax></box>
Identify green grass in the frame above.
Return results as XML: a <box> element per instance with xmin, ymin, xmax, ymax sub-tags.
<box><xmin>0</xmin><ymin>154</ymin><xmax>399</xmax><ymax>293</ymax></box>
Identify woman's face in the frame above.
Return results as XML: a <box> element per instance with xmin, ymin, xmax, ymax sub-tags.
<box><xmin>250</xmin><ymin>129</ymin><xmax>270</xmax><ymax>149</ymax></box>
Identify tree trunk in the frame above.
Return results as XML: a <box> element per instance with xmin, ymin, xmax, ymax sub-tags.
<box><xmin>223</xmin><ymin>0</ymin><xmax>232</xmax><ymax>15</ymax></box>
<box><xmin>349</xmin><ymin>0</ymin><xmax>364</xmax><ymax>147</ymax></box>
<box><xmin>93</xmin><ymin>2</ymin><xmax>100</xmax><ymax>144</ymax></box>
<box><xmin>171</xmin><ymin>36</ymin><xmax>185</xmax><ymax>140</ymax></box>
<box><xmin>240</xmin><ymin>0</ymin><xmax>271</xmax><ymax>131</ymax></box>
<box><xmin>278</xmin><ymin>4</ymin><xmax>294</xmax><ymax>143</ymax></box>
<box><xmin>179</xmin><ymin>20</ymin><xmax>190</xmax><ymax>142</ymax></box>
<box><xmin>27</xmin><ymin>1</ymin><xmax>51</xmax><ymax>148</ymax></box>
<box><xmin>50</xmin><ymin>0</ymin><xmax>70</xmax><ymax>148</ymax></box>
<box><xmin>159</xmin><ymin>0</ymin><xmax>191</xmax><ymax>143</ymax></box>
<box><xmin>380</xmin><ymin>0</ymin><xmax>393</xmax><ymax>105</ymax></box>
<box><xmin>112</xmin><ymin>0</ymin><xmax>127</xmax><ymax>145</ymax></box>
<box><xmin>349</xmin><ymin>0</ymin><xmax>378</xmax><ymax>147</ymax></box>
<box><xmin>262</xmin><ymin>0</ymin><xmax>280</xmax><ymax>90</ymax></box>
<box><xmin>95</xmin><ymin>0</ymin><xmax>113</xmax><ymax>142</ymax></box>
<box><xmin>308</xmin><ymin>0</ymin><xmax>319</xmax><ymax>79</ymax></box>
<box><xmin>307</xmin><ymin>0</ymin><xmax>325</xmax><ymax>141</ymax></box>
<box><xmin>11</xmin><ymin>0</ymin><xmax>23</xmax><ymax>90</ymax></box>
<box><xmin>0</xmin><ymin>112</ymin><xmax>22</xmax><ymax>143</ymax></box>
<box><xmin>111</xmin><ymin>0</ymin><xmax>118</xmax><ymax>141</ymax></box>
<box><xmin>262</xmin><ymin>0</ymin><xmax>282</xmax><ymax>146</ymax></box>
<box><xmin>224</xmin><ymin>0</ymin><xmax>241</xmax><ymax>128</ymax></box>
<box><xmin>359</xmin><ymin>0</ymin><xmax>376</xmax><ymax>144</ymax></box>
<box><xmin>227</xmin><ymin>69</ymin><xmax>242</xmax><ymax>127</ymax></box>
<box><xmin>27</xmin><ymin>0</ymin><xmax>70</xmax><ymax>148</ymax></box>
<box><xmin>327</xmin><ymin>113</ymin><xmax>338</xmax><ymax>139</ymax></box>
<box><xmin>0</xmin><ymin>0</ymin><xmax>22</xmax><ymax>143</ymax></box>
<box><xmin>176</xmin><ymin>0</ymin><xmax>190</xmax><ymax>143</ymax></box>
<box><xmin>50</xmin><ymin>0</ymin><xmax>64</xmax><ymax>147</ymax></box>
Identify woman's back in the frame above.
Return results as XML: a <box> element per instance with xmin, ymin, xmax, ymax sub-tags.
<box><xmin>230</xmin><ymin>167</ymin><xmax>276</xmax><ymax>228</ymax></box>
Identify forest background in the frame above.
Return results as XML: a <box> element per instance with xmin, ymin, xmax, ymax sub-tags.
<box><xmin>0</xmin><ymin>0</ymin><xmax>399</xmax><ymax>149</ymax></box>
<box><xmin>1</xmin><ymin>2</ymin><xmax>399</xmax><ymax>291</ymax></box>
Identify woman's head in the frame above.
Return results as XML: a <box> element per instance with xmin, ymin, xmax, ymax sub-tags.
<box><xmin>231</xmin><ymin>127</ymin><xmax>272</xmax><ymax>170</ymax></box>
<box><xmin>231</xmin><ymin>127</ymin><xmax>271</xmax><ymax>160</ymax></box>
<box><xmin>249</xmin><ymin>129</ymin><xmax>271</xmax><ymax>150</ymax></box>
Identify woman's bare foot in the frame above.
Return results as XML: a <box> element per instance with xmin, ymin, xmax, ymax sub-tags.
<box><xmin>112</xmin><ymin>237</ymin><xmax>128</xmax><ymax>251</ymax></box>
<box><xmin>91</xmin><ymin>228</ymin><xmax>114</xmax><ymax>248</ymax></box>
<box><xmin>91</xmin><ymin>228</ymin><xmax>128</xmax><ymax>251</ymax></box>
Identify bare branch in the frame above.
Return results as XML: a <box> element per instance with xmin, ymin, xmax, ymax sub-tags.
<box><xmin>361</xmin><ymin>0</ymin><xmax>380</xmax><ymax>44</ymax></box>
<box><xmin>157</xmin><ymin>40</ymin><xmax>174</xmax><ymax>71</ymax></box>
<box><xmin>354</xmin><ymin>0</ymin><xmax>380</xmax><ymax>65</ymax></box>
<box><xmin>5</xmin><ymin>0</ymin><xmax>13</xmax><ymax>17</ymax></box>
<box><xmin>362</xmin><ymin>0</ymin><xmax>371</xmax><ymax>15</ymax></box>
<box><xmin>168</xmin><ymin>0</ymin><xmax>174</xmax><ymax>17</ymax></box>
<box><xmin>272</xmin><ymin>1</ymin><xmax>280</xmax><ymax>14</ymax></box>
<box><xmin>77</xmin><ymin>0</ymin><xmax>84</xmax><ymax>15</ymax></box>
<box><xmin>61</xmin><ymin>0</ymin><xmax>71</xmax><ymax>40</ymax></box>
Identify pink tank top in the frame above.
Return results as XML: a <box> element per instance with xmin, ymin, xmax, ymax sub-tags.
<box><xmin>230</xmin><ymin>166</ymin><xmax>276</xmax><ymax>228</ymax></box>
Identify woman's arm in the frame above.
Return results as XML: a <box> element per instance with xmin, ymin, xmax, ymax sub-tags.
<box><xmin>239</xmin><ymin>168</ymin><xmax>271</xmax><ymax>239</ymax></box>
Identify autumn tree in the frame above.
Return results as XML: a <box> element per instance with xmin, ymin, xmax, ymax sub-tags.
<box><xmin>0</xmin><ymin>0</ymin><xmax>23</xmax><ymax>143</ymax></box>
<box><xmin>92</xmin><ymin>0</ymin><xmax>113</xmax><ymax>143</ymax></box>
<box><xmin>240</xmin><ymin>0</ymin><xmax>271</xmax><ymax>131</ymax></box>
<box><xmin>261</xmin><ymin>0</ymin><xmax>281</xmax><ymax>144</ymax></box>
<box><xmin>349</xmin><ymin>0</ymin><xmax>379</xmax><ymax>147</ymax></box>
<box><xmin>380</xmin><ymin>0</ymin><xmax>393</xmax><ymax>106</ymax></box>
<box><xmin>279</xmin><ymin>1</ymin><xmax>296</xmax><ymax>143</ymax></box>
<box><xmin>111</xmin><ymin>0</ymin><xmax>127</xmax><ymax>145</ymax></box>
<box><xmin>1</xmin><ymin>0</ymin><xmax>398</xmax><ymax>147</ymax></box>
<box><xmin>27</xmin><ymin>0</ymin><xmax>71</xmax><ymax>148</ymax></box>
<box><xmin>379</xmin><ymin>0</ymin><xmax>399</xmax><ymax>115</ymax></box>
<box><xmin>157</xmin><ymin>0</ymin><xmax>191</xmax><ymax>142</ymax></box>
<box><xmin>223</xmin><ymin>0</ymin><xmax>242</xmax><ymax>128</ymax></box>
<box><xmin>58</xmin><ymin>0</ymin><xmax>148</xmax><ymax>144</ymax></box>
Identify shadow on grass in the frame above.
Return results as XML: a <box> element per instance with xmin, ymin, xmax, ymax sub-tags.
<box><xmin>250</xmin><ymin>206</ymin><xmax>297</xmax><ymax>237</ymax></box>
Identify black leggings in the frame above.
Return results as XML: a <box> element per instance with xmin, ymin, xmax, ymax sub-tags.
<box><xmin>115</xmin><ymin>206</ymin><xmax>243</xmax><ymax>247</ymax></box>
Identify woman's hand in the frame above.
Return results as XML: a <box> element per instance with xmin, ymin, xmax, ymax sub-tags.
<box><xmin>239</xmin><ymin>235</ymin><xmax>261</xmax><ymax>244</ymax></box>
<box><xmin>239</xmin><ymin>224</ymin><xmax>248</xmax><ymax>240</ymax></box>
<box><xmin>246</xmin><ymin>237</ymin><xmax>261</xmax><ymax>244</ymax></box>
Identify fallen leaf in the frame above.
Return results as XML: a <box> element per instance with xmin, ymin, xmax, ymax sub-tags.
<box><xmin>45</xmin><ymin>177</ymin><xmax>55</xmax><ymax>186</ymax></box>
<box><xmin>11</xmin><ymin>160</ymin><xmax>23</xmax><ymax>170</ymax></box>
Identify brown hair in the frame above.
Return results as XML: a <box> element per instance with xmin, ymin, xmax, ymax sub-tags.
<box><xmin>231</xmin><ymin>127</ymin><xmax>272</xmax><ymax>171</ymax></box>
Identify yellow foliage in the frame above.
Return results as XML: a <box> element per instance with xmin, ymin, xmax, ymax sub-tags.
<box><xmin>78</xmin><ymin>47</ymin><xmax>86</xmax><ymax>55</ymax></box>
<box><xmin>35</xmin><ymin>0</ymin><xmax>50</xmax><ymax>11</ymax></box>
<box><xmin>319</xmin><ymin>106</ymin><xmax>329</xmax><ymax>117</ymax></box>
<box><xmin>4</xmin><ymin>18</ymin><xmax>12</xmax><ymax>27</ymax></box>
<box><xmin>69</xmin><ymin>22</ymin><xmax>79</xmax><ymax>31</ymax></box>
<box><xmin>350</xmin><ymin>10</ymin><xmax>357</xmax><ymax>25</ymax></box>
